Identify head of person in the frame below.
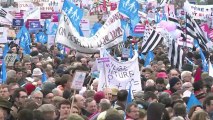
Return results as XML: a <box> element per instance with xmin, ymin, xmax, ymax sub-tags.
<box><xmin>0</xmin><ymin>85</ymin><xmax>10</xmax><ymax>100</ymax></box>
<box><xmin>144</xmin><ymin>91</ymin><xmax>158</xmax><ymax>103</ymax></box>
<box><xmin>182</xmin><ymin>82</ymin><xmax>194</xmax><ymax>92</ymax></box>
<box><xmin>80</xmin><ymin>57</ymin><xmax>88</xmax><ymax>66</ymax></box>
<box><xmin>173</xmin><ymin>103</ymin><xmax>187</xmax><ymax>118</ymax></box>
<box><xmin>37</xmin><ymin>104</ymin><xmax>56</xmax><ymax>120</ymax></box>
<box><xmin>58</xmin><ymin>100</ymin><xmax>71</xmax><ymax>120</ymax></box>
<box><xmin>74</xmin><ymin>94</ymin><xmax>85</xmax><ymax>109</ymax></box>
<box><xmin>169</xmin><ymin>77</ymin><xmax>182</xmax><ymax>93</ymax></box>
<box><xmin>105</xmin><ymin>109</ymin><xmax>123</xmax><ymax>120</ymax></box>
<box><xmin>15</xmin><ymin>68</ymin><xmax>23</xmax><ymax>81</ymax></box>
<box><xmin>70</xmin><ymin>105</ymin><xmax>80</xmax><ymax>115</ymax></box>
<box><xmin>98</xmin><ymin>99</ymin><xmax>111</xmax><ymax>112</ymax></box>
<box><xmin>41</xmin><ymin>90</ymin><xmax>54</xmax><ymax>104</ymax></box>
<box><xmin>91</xmin><ymin>79</ymin><xmax>98</xmax><ymax>91</ymax></box>
<box><xmin>0</xmin><ymin>97</ymin><xmax>12</xmax><ymax>119</ymax></box>
<box><xmin>17</xmin><ymin>109</ymin><xmax>33</xmax><ymax>120</ymax></box>
<box><xmin>126</xmin><ymin>103</ymin><xmax>140</xmax><ymax>119</ymax></box>
<box><xmin>181</xmin><ymin>71</ymin><xmax>192</xmax><ymax>83</ymax></box>
<box><xmin>169</xmin><ymin>69</ymin><xmax>180</xmax><ymax>79</ymax></box>
<box><xmin>142</xmin><ymin>68</ymin><xmax>154</xmax><ymax>79</ymax></box>
<box><xmin>191</xmin><ymin>109</ymin><xmax>210</xmax><ymax>120</ymax></box>
<box><xmin>30</xmin><ymin>90</ymin><xmax>43</xmax><ymax>106</ymax></box>
<box><xmin>13</xmin><ymin>88</ymin><xmax>27</xmax><ymax>105</ymax></box>
<box><xmin>67</xmin><ymin>114</ymin><xmax>84</xmax><ymax>120</ymax></box>
<box><xmin>32</xmin><ymin>68</ymin><xmax>43</xmax><ymax>79</ymax></box>
<box><xmin>11</xmin><ymin>46</ymin><xmax>17</xmax><ymax>54</ymax></box>
<box><xmin>117</xmin><ymin>90</ymin><xmax>128</xmax><ymax>102</ymax></box>
<box><xmin>8</xmin><ymin>83</ymin><xmax>19</xmax><ymax>96</ymax></box>
<box><xmin>203</xmin><ymin>95</ymin><xmax>213</xmax><ymax>113</ymax></box>
<box><xmin>156</xmin><ymin>72</ymin><xmax>168</xmax><ymax>83</ymax></box>
<box><xmin>188</xmin><ymin>105</ymin><xmax>203</xmax><ymax>119</ymax></box>
<box><xmin>147</xmin><ymin>103</ymin><xmax>170</xmax><ymax>120</ymax></box>
<box><xmin>111</xmin><ymin>87</ymin><xmax>118</xmax><ymax>102</ymax></box>
<box><xmin>23</xmin><ymin>60</ymin><xmax>31</xmax><ymax>71</ymax></box>
<box><xmin>103</xmin><ymin>88</ymin><xmax>112</xmax><ymax>102</ymax></box>
<box><xmin>85</xmin><ymin>98</ymin><xmax>97</xmax><ymax>114</ymax></box>
<box><xmin>156</xmin><ymin>77</ymin><xmax>166</xmax><ymax>92</ymax></box>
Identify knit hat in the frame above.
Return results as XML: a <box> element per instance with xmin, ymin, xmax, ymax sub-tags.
<box><xmin>156</xmin><ymin>72</ymin><xmax>168</xmax><ymax>78</ymax></box>
<box><xmin>169</xmin><ymin>77</ymin><xmax>180</xmax><ymax>88</ymax></box>
<box><xmin>25</xmin><ymin>83</ymin><xmax>36</xmax><ymax>95</ymax></box>
<box><xmin>94</xmin><ymin>91</ymin><xmax>105</xmax><ymax>103</ymax></box>
<box><xmin>0</xmin><ymin>97</ymin><xmax>12</xmax><ymax>110</ymax></box>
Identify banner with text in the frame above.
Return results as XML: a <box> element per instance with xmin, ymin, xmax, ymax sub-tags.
<box><xmin>184</xmin><ymin>1</ymin><xmax>213</xmax><ymax>19</ymax></box>
<box><xmin>97</xmin><ymin>49</ymin><xmax>142</xmax><ymax>94</ymax></box>
<box><xmin>55</xmin><ymin>10</ymin><xmax>124</xmax><ymax>53</ymax></box>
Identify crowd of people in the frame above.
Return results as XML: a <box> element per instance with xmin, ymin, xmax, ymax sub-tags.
<box><xmin>0</xmin><ymin>38</ymin><xmax>212</xmax><ymax>120</ymax></box>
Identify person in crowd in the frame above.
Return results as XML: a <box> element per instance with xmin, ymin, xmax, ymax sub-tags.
<box><xmin>37</xmin><ymin>104</ymin><xmax>56</xmax><ymax>120</ymax></box>
<box><xmin>85</xmin><ymin>98</ymin><xmax>98</xmax><ymax>117</ymax></box>
<box><xmin>113</xmin><ymin>90</ymin><xmax>128</xmax><ymax>112</ymax></box>
<box><xmin>11</xmin><ymin>88</ymin><xmax>27</xmax><ymax>119</ymax></box>
<box><xmin>30</xmin><ymin>90</ymin><xmax>43</xmax><ymax>106</ymax></box>
<box><xmin>126</xmin><ymin>103</ymin><xmax>140</xmax><ymax>120</ymax></box>
<box><xmin>56</xmin><ymin>99</ymin><xmax>71</xmax><ymax>120</ymax></box>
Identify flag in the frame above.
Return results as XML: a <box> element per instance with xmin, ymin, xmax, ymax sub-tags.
<box><xmin>44</xmin><ymin>19</ymin><xmax>51</xmax><ymax>34</ymax></box>
<box><xmin>51</xmin><ymin>24</ymin><xmax>58</xmax><ymax>35</ymax></box>
<box><xmin>144</xmin><ymin>51</ymin><xmax>154</xmax><ymax>67</ymax></box>
<box><xmin>186</xmin><ymin>14</ymin><xmax>208</xmax><ymax>51</ymax></box>
<box><xmin>168</xmin><ymin>40</ymin><xmax>184</xmax><ymax>70</ymax></box>
<box><xmin>3</xmin><ymin>43</ymin><xmax>9</xmax><ymax>59</ymax></box>
<box><xmin>62</xmin><ymin>0</ymin><xmax>83</xmax><ymax>33</ymax></box>
<box><xmin>160</xmin><ymin>0</ymin><xmax>171</xmax><ymax>7</ymax></box>
<box><xmin>0</xmin><ymin>8</ymin><xmax>13</xmax><ymax>22</ymax></box>
<box><xmin>16</xmin><ymin>26</ymin><xmax>31</xmax><ymax>54</ymax></box>
<box><xmin>118</xmin><ymin>0</ymin><xmax>139</xmax><ymax>19</ymax></box>
<box><xmin>90</xmin><ymin>22</ymin><xmax>102</xmax><ymax>36</ymax></box>
<box><xmin>127</xmin><ymin>85</ymin><xmax>133</xmax><ymax>105</ymax></box>
<box><xmin>35</xmin><ymin>32</ymin><xmax>48</xmax><ymax>44</ymax></box>
<box><xmin>186</xmin><ymin>93</ymin><xmax>202</xmax><ymax>113</ymax></box>
<box><xmin>141</xmin><ymin>29</ymin><xmax>164</xmax><ymax>53</ymax></box>
<box><xmin>1</xmin><ymin>60</ymin><xmax>7</xmax><ymax>83</ymax></box>
<box><xmin>194</xmin><ymin>40</ymin><xmax>208</xmax><ymax>72</ymax></box>
<box><xmin>129</xmin><ymin>44</ymin><xmax>133</xmax><ymax>58</ymax></box>
<box><xmin>42</xmin><ymin>72</ymin><xmax>47</xmax><ymax>83</ymax></box>
<box><xmin>209</xmin><ymin>61</ymin><xmax>213</xmax><ymax>77</ymax></box>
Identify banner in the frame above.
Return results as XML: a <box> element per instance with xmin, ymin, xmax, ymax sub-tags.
<box><xmin>18</xmin><ymin>2</ymin><xmax>34</xmax><ymax>11</ymax></box>
<box><xmin>12</xmin><ymin>19</ymin><xmax>24</xmax><ymax>27</ymax></box>
<box><xmin>184</xmin><ymin>1</ymin><xmax>213</xmax><ymax>19</ymax></box>
<box><xmin>55</xmin><ymin>10</ymin><xmax>124</xmax><ymax>53</ymax></box>
<box><xmin>97</xmin><ymin>49</ymin><xmax>142</xmax><ymax>94</ymax></box>
<box><xmin>0</xmin><ymin>27</ymin><xmax>8</xmax><ymax>43</ymax></box>
<box><xmin>23</xmin><ymin>7</ymin><xmax>40</xmax><ymax>22</ymax></box>
<box><xmin>32</xmin><ymin>0</ymin><xmax>64</xmax><ymax>12</ymax></box>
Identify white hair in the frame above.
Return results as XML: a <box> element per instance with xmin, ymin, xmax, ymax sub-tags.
<box><xmin>181</xmin><ymin>71</ymin><xmax>192</xmax><ymax>79</ymax></box>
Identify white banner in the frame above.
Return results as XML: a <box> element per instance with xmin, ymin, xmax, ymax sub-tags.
<box><xmin>184</xmin><ymin>1</ymin><xmax>213</xmax><ymax>19</ymax></box>
<box><xmin>32</xmin><ymin>0</ymin><xmax>64</xmax><ymax>12</ymax></box>
<box><xmin>23</xmin><ymin>7</ymin><xmax>40</xmax><ymax>22</ymax></box>
<box><xmin>97</xmin><ymin>50</ymin><xmax>142</xmax><ymax>94</ymax></box>
<box><xmin>55</xmin><ymin>10</ymin><xmax>124</xmax><ymax>53</ymax></box>
<box><xmin>0</xmin><ymin>27</ymin><xmax>8</xmax><ymax>43</ymax></box>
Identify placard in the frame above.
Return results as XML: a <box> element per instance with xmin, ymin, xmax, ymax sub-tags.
<box><xmin>47</xmin><ymin>35</ymin><xmax>55</xmax><ymax>49</ymax></box>
<box><xmin>71</xmin><ymin>71</ymin><xmax>87</xmax><ymax>90</ymax></box>
<box><xmin>122</xmin><ymin>48</ymin><xmax>130</xmax><ymax>58</ymax></box>
<box><xmin>12</xmin><ymin>19</ymin><xmax>24</xmax><ymax>27</ymax></box>
<box><xmin>134</xmin><ymin>24</ymin><xmax>145</xmax><ymax>33</ymax></box>
<box><xmin>29</xmin><ymin>21</ymin><xmax>41</xmax><ymax>30</ymax></box>
<box><xmin>80</xmin><ymin>19</ymin><xmax>90</xmax><ymax>31</ymax></box>
<box><xmin>4</xmin><ymin>54</ymin><xmax>17</xmax><ymax>66</ymax></box>
<box><xmin>98</xmin><ymin>49</ymin><xmax>142</xmax><ymax>94</ymax></box>
<box><xmin>0</xmin><ymin>27</ymin><xmax>8</xmax><ymax>43</ymax></box>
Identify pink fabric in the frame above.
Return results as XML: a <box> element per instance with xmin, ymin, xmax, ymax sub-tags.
<box><xmin>157</xmin><ymin>72</ymin><xmax>168</xmax><ymax>78</ymax></box>
<box><xmin>194</xmin><ymin>67</ymin><xmax>202</xmax><ymax>82</ymax></box>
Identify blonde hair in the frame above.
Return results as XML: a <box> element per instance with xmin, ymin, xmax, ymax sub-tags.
<box><xmin>191</xmin><ymin>110</ymin><xmax>209</xmax><ymax>120</ymax></box>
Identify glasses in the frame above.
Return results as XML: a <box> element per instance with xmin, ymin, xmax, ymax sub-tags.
<box><xmin>0</xmin><ymin>91</ymin><xmax>8</xmax><ymax>93</ymax></box>
<box><xmin>33</xmin><ymin>97</ymin><xmax>43</xmax><ymax>100</ymax></box>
